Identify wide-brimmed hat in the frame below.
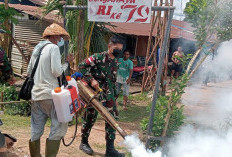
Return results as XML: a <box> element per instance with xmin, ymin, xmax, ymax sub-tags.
<box><xmin>42</xmin><ymin>23</ymin><xmax>70</xmax><ymax>40</ymax></box>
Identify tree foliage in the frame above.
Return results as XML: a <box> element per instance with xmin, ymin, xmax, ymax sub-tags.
<box><xmin>184</xmin><ymin>0</ymin><xmax>232</xmax><ymax>45</ymax></box>
<box><xmin>140</xmin><ymin>76</ymin><xmax>186</xmax><ymax>149</ymax></box>
<box><xmin>43</xmin><ymin>0</ymin><xmax>109</xmax><ymax>64</ymax></box>
<box><xmin>184</xmin><ymin>0</ymin><xmax>216</xmax><ymax>46</ymax></box>
<box><xmin>0</xmin><ymin>84</ymin><xmax>30</xmax><ymax>116</ymax></box>
<box><xmin>216</xmin><ymin>1</ymin><xmax>232</xmax><ymax>41</ymax></box>
<box><xmin>0</xmin><ymin>4</ymin><xmax>20</xmax><ymax>32</ymax></box>
<box><xmin>0</xmin><ymin>4</ymin><xmax>21</xmax><ymax>54</ymax></box>
<box><xmin>140</xmin><ymin>54</ymin><xmax>192</xmax><ymax>150</ymax></box>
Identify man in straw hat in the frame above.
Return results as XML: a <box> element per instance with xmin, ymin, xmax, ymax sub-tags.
<box><xmin>27</xmin><ymin>23</ymin><xmax>73</xmax><ymax>157</ymax></box>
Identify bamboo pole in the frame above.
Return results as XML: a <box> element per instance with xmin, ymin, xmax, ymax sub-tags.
<box><xmin>134</xmin><ymin>36</ymin><xmax>138</xmax><ymax>58</ymax></box>
<box><xmin>160</xmin><ymin>42</ymin><xmax>219</xmax><ymax>140</ymax></box>
<box><xmin>161</xmin><ymin>93</ymin><xmax>173</xmax><ymax>138</ymax></box>
<box><xmin>186</xmin><ymin>9</ymin><xmax>218</xmax><ymax>74</ymax></box>
<box><xmin>0</xmin><ymin>92</ymin><xmax>3</xmax><ymax>110</ymax></box>
<box><xmin>0</xmin><ymin>100</ymin><xmax>29</xmax><ymax>105</ymax></box>
<box><xmin>10</xmin><ymin>35</ymin><xmax>29</xmax><ymax>64</ymax></box>
<box><xmin>189</xmin><ymin>42</ymin><xmax>219</xmax><ymax>79</ymax></box>
<box><xmin>86</xmin><ymin>22</ymin><xmax>95</xmax><ymax>57</ymax></box>
<box><xmin>185</xmin><ymin>48</ymin><xmax>202</xmax><ymax>74</ymax></box>
<box><xmin>142</xmin><ymin>0</ymin><xmax>158</xmax><ymax>92</ymax></box>
<box><xmin>161</xmin><ymin>0</ymin><xmax>171</xmax><ymax>94</ymax></box>
<box><xmin>3</xmin><ymin>0</ymin><xmax>10</xmax><ymax>56</ymax></box>
<box><xmin>76</xmin><ymin>0</ymin><xmax>86</xmax><ymax>64</ymax></box>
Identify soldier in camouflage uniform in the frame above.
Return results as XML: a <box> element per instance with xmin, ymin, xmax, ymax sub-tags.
<box><xmin>78</xmin><ymin>36</ymin><xmax>125</xmax><ymax>157</ymax></box>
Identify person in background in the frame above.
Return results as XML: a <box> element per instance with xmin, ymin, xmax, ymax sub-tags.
<box><xmin>78</xmin><ymin>36</ymin><xmax>125</xmax><ymax>157</ymax></box>
<box><xmin>116</xmin><ymin>49</ymin><xmax>133</xmax><ymax>110</ymax></box>
<box><xmin>170</xmin><ymin>46</ymin><xmax>183</xmax><ymax>84</ymax></box>
<box><xmin>156</xmin><ymin>47</ymin><xmax>160</xmax><ymax>64</ymax></box>
<box><xmin>27</xmin><ymin>23</ymin><xmax>73</xmax><ymax>157</ymax></box>
<box><xmin>0</xmin><ymin>32</ymin><xmax>15</xmax><ymax>85</ymax></box>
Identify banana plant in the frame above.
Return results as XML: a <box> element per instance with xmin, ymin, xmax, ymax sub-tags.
<box><xmin>43</xmin><ymin>0</ymin><xmax>109</xmax><ymax>65</ymax></box>
<box><xmin>0</xmin><ymin>3</ymin><xmax>21</xmax><ymax>55</ymax></box>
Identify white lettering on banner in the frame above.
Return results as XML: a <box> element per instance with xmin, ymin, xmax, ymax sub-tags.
<box><xmin>88</xmin><ymin>0</ymin><xmax>152</xmax><ymax>23</ymax></box>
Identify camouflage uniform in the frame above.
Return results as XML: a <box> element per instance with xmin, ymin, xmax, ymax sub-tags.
<box><xmin>78</xmin><ymin>51</ymin><xmax>119</xmax><ymax>140</ymax></box>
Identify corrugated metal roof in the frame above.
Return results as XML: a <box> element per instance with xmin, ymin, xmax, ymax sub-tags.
<box><xmin>28</xmin><ymin>0</ymin><xmax>48</xmax><ymax>6</ymax></box>
<box><xmin>11</xmin><ymin>20</ymin><xmax>50</xmax><ymax>76</ymax></box>
<box><xmin>106</xmin><ymin>19</ymin><xmax>196</xmax><ymax>41</ymax></box>
<box><xmin>0</xmin><ymin>3</ymin><xmax>63</xmax><ymax>26</ymax></box>
<box><xmin>3</xmin><ymin>3</ymin><xmax>216</xmax><ymax>42</ymax></box>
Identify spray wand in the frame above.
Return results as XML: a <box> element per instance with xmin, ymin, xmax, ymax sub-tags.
<box><xmin>72</xmin><ymin>72</ymin><xmax>128</xmax><ymax>139</ymax></box>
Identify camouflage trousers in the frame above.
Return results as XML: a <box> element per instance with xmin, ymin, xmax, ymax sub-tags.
<box><xmin>81</xmin><ymin>102</ymin><xmax>117</xmax><ymax>140</ymax></box>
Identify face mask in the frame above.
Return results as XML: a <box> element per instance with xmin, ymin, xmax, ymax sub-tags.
<box><xmin>112</xmin><ymin>48</ymin><xmax>122</xmax><ymax>58</ymax></box>
<box><xmin>57</xmin><ymin>38</ymin><xmax>64</xmax><ymax>47</ymax></box>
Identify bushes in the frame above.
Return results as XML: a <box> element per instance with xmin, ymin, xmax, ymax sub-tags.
<box><xmin>140</xmin><ymin>74</ymin><xmax>188</xmax><ymax>150</ymax></box>
<box><xmin>0</xmin><ymin>84</ymin><xmax>31</xmax><ymax>116</ymax></box>
<box><xmin>140</xmin><ymin>96</ymin><xmax>184</xmax><ymax>149</ymax></box>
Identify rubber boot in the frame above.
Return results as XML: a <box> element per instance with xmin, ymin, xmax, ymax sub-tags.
<box><xmin>105</xmin><ymin>139</ymin><xmax>125</xmax><ymax>157</ymax></box>
<box><xmin>79</xmin><ymin>137</ymin><xmax>94</xmax><ymax>155</ymax></box>
<box><xmin>29</xmin><ymin>139</ymin><xmax>42</xmax><ymax>157</ymax></box>
<box><xmin>45</xmin><ymin>139</ymin><xmax>61</xmax><ymax>157</ymax></box>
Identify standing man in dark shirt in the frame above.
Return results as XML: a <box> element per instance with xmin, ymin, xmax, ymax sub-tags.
<box><xmin>170</xmin><ymin>46</ymin><xmax>183</xmax><ymax>84</ymax></box>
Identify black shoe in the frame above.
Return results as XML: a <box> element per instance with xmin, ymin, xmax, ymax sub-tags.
<box><xmin>105</xmin><ymin>139</ymin><xmax>125</xmax><ymax>157</ymax></box>
<box><xmin>79</xmin><ymin>141</ymin><xmax>94</xmax><ymax>155</ymax></box>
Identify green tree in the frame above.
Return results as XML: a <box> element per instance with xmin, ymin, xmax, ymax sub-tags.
<box><xmin>184</xmin><ymin>0</ymin><xmax>232</xmax><ymax>77</ymax></box>
<box><xmin>216</xmin><ymin>1</ymin><xmax>232</xmax><ymax>41</ymax></box>
<box><xmin>0</xmin><ymin>3</ymin><xmax>20</xmax><ymax>54</ymax></box>
<box><xmin>184</xmin><ymin>0</ymin><xmax>232</xmax><ymax>44</ymax></box>
<box><xmin>184</xmin><ymin>0</ymin><xmax>216</xmax><ymax>46</ymax></box>
<box><xmin>140</xmin><ymin>55</ymin><xmax>192</xmax><ymax>150</ymax></box>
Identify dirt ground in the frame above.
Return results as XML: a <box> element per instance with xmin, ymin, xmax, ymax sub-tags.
<box><xmin>1</xmin><ymin>116</ymin><xmax>144</xmax><ymax>157</ymax></box>
<box><xmin>1</xmin><ymin>83</ymin><xmax>145</xmax><ymax>157</ymax></box>
<box><xmin>182</xmin><ymin>80</ymin><xmax>232</xmax><ymax>127</ymax></box>
<box><xmin>3</xmin><ymin>80</ymin><xmax>232</xmax><ymax>157</ymax></box>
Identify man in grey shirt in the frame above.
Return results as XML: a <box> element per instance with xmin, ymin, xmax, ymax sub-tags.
<box><xmin>27</xmin><ymin>23</ymin><xmax>73</xmax><ymax>157</ymax></box>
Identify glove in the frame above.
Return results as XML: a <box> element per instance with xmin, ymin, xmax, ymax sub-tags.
<box><xmin>71</xmin><ymin>72</ymin><xmax>83</xmax><ymax>80</ymax></box>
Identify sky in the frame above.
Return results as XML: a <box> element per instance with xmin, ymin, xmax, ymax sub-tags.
<box><xmin>153</xmin><ymin>0</ymin><xmax>190</xmax><ymax>20</ymax></box>
<box><xmin>173</xmin><ymin>0</ymin><xmax>190</xmax><ymax>20</ymax></box>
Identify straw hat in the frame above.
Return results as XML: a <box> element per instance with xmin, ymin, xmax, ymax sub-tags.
<box><xmin>42</xmin><ymin>23</ymin><xmax>70</xmax><ymax>40</ymax></box>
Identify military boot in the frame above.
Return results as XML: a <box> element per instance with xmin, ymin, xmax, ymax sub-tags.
<box><xmin>105</xmin><ymin>139</ymin><xmax>125</xmax><ymax>157</ymax></box>
<box><xmin>29</xmin><ymin>139</ymin><xmax>42</xmax><ymax>157</ymax></box>
<box><xmin>79</xmin><ymin>137</ymin><xmax>94</xmax><ymax>155</ymax></box>
<box><xmin>45</xmin><ymin>139</ymin><xmax>61</xmax><ymax>157</ymax></box>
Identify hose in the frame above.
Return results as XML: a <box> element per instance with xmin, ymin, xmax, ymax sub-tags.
<box><xmin>61</xmin><ymin>94</ymin><xmax>98</xmax><ymax>146</ymax></box>
<box><xmin>62</xmin><ymin>112</ymin><xmax>79</xmax><ymax>147</ymax></box>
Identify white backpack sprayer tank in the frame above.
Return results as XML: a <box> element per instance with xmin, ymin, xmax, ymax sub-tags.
<box><xmin>52</xmin><ymin>76</ymin><xmax>128</xmax><ymax>147</ymax></box>
<box><xmin>66</xmin><ymin>76</ymin><xmax>79</xmax><ymax>94</ymax></box>
<box><xmin>52</xmin><ymin>87</ymin><xmax>74</xmax><ymax>123</ymax></box>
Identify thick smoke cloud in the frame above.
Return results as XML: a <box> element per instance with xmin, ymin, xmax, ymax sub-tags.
<box><xmin>123</xmin><ymin>134</ymin><xmax>162</xmax><ymax>157</ymax></box>
<box><xmin>167</xmin><ymin>39</ymin><xmax>232</xmax><ymax>157</ymax></box>
<box><xmin>195</xmin><ymin>39</ymin><xmax>232</xmax><ymax>84</ymax></box>
<box><xmin>168</xmin><ymin>125</ymin><xmax>232</xmax><ymax>157</ymax></box>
